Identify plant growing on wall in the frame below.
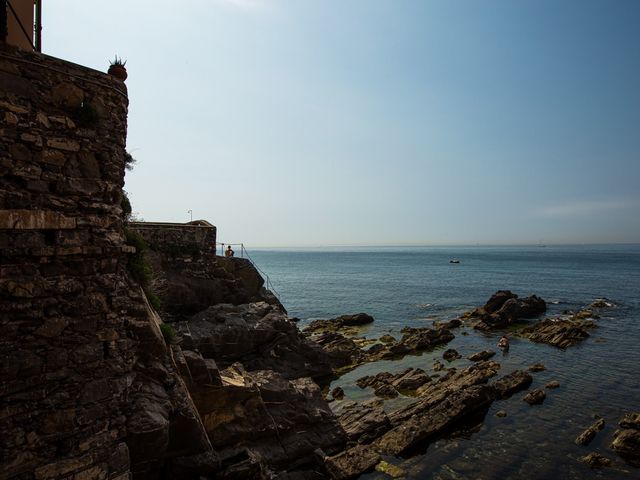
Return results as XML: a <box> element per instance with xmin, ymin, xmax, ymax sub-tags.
<box><xmin>108</xmin><ymin>55</ymin><xmax>128</xmax><ymax>81</ymax></box>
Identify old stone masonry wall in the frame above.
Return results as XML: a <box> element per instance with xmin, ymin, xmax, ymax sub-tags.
<box><xmin>0</xmin><ymin>45</ymin><xmax>135</xmax><ymax>479</ymax></box>
<box><xmin>0</xmin><ymin>46</ymin><xmax>210</xmax><ymax>480</ymax></box>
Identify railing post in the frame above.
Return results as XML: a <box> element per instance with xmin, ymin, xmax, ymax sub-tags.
<box><xmin>34</xmin><ymin>0</ymin><xmax>42</xmax><ymax>52</ymax></box>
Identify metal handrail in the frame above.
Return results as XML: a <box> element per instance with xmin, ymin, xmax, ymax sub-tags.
<box><xmin>216</xmin><ymin>242</ymin><xmax>282</xmax><ymax>302</ymax></box>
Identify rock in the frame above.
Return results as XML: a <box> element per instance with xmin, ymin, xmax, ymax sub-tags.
<box><xmin>374</xmin><ymin>384</ymin><xmax>398</xmax><ymax>399</ymax></box>
<box><xmin>580</xmin><ymin>452</ymin><xmax>612</xmax><ymax>469</ymax></box>
<box><xmin>193</xmin><ymin>367</ymin><xmax>347</xmax><ymax>468</ymax></box>
<box><xmin>391</xmin><ymin>368</ymin><xmax>431</xmax><ymax>391</ymax></box>
<box><xmin>496</xmin><ymin>410</ymin><xmax>507</xmax><ymax>418</ymax></box>
<box><xmin>575</xmin><ymin>418</ymin><xmax>605</xmax><ymax>446</ymax></box>
<box><xmin>545</xmin><ymin>380</ymin><xmax>560</xmax><ymax>389</ymax></box>
<box><xmin>379</xmin><ymin>334</ymin><xmax>396</xmax><ymax>344</ymax></box>
<box><xmin>467</xmin><ymin>291</ymin><xmax>547</xmax><ymax>330</ymax></box>
<box><xmin>433</xmin><ymin>360</ymin><xmax>444</xmax><ymax>371</ymax></box>
<box><xmin>443</xmin><ymin>348</ymin><xmax>462</xmax><ymax>362</ymax></box>
<box><xmin>304</xmin><ymin>313</ymin><xmax>374</xmax><ymax>334</ymax></box>
<box><xmin>491</xmin><ymin>370</ymin><xmax>533</xmax><ymax>399</ymax></box>
<box><xmin>331</xmin><ymin>386</ymin><xmax>344</xmax><ymax>400</ymax></box>
<box><xmin>484</xmin><ymin>290</ymin><xmax>518</xmax><ymax>313</ymax></box>
<box><xmin>386</xmin><ymin>327</ymin><xmax>455</xmax><ymax>357</ymax></box>
<box><xmin>433</xmin><ymin>318</ymin><xmax>462</xmax><ymax>329</ymax></box>
<box><xmin>356</xmin><ymin>368</ymin><xmax>431</xmax><ymax>396</ymax></box>
<box><xmin>523</xmin><ymin>388</ymin><xmax>546</xmax><ymax>405</ymax></box>
<box><xmin>375</xmin><ymin>385</ymin><xmax>495</xmax><ymax>455</ymax></box>
<box><xmin>324</xmin><ymin>360</ymin><xmax>507</xmax><ymax>478</ymax></box>
<box><xmin>311</xmin><ymin>331</ymin><xmax>368</xmax><ymax>372</ymax></box>
<box><xmin>619</xmin><ymin>412</ymin><xmax>640</xmax><ymax>430</ymax></box>
<box><xmin>335</xmin><ymin>400</ymin><xmax>391</xmax><ymax>444</ymax></box>
<box><xmin>468</xmin><ymin>350</ymin><xmax>496</xmax><ymax>362</ymax></box>
<box><xmin>528</xmin><ymin>363</ymin><xmax>546</xmax><ymax>372</ymax></box>
<box><xmin>611</xmin><ymin>428</ymin><xmax>640</xmax><ymax>467</ymax></box>
<box><xmin>521</xmin><ymin>318</ymin><xmax>595</xmax><ymax>348</ymax></box>
<box><xmin>324</xmin><ymin>444</ymin><xmax>380</xmax><ymax>480</ymax></box>
<box><xmin>611</xmin><ymin>412</ymin><xmax>640</xmax><ymax>467</ymax></box>
<box><xmin>186</xmin><ymin>302</ymin><xmax>333</xmax><ymax>380</ymax></box>
<box><xmin>589</xmin><ymin>298</ymin><xmax>614</xmax><ymax>309</ymax></box>
<box><xmin>497</xmin><ymin>295</ymin><xmax>546</xmax><ymax>320</ymax></box>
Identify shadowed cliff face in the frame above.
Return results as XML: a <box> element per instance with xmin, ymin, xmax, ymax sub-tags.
<box><xmin>130</xmin><ymin>225</ymin><xmax>347</xmax><ymax>476</ymax></box>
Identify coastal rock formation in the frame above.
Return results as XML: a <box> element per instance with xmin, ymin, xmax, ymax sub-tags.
<box><xmin>581</xmin><ymin>452</ymin><xmax>612</xmax><ymax>469</ymax></box>
<box><xmin>521</xmin><ymin>318</ymin><xmax>595</xmax><ymax>348</ymax></box>
<box><xmin>306</xmin><ymin>325</ymin><xmax>455</xmax><ymax>375</ymax></box>
<box><xmin>523</xmin><ymin>389</ymin><xmax>546</xmax><ymax>405</ymax></box>
<box><xmin>303</xmin><ymin>313</ymin><xmax>374</xmax><ymax>334</ymax></box>
<box><xmin>177</xmin><ymin>301</ymin><xmax>333</xmax><ymax>381</ymax></box>
<box><xmin>323</xmin><ymin>361</ymin><xmax>535</xmax><ymax>478</ymax></box>
<box><xmin>575</xmin><ymin>418</ymin><xmax>605</xmax><ymax>446</ymax></box>
<box><xmin>611</xmin><ymin>413</ymin><xmax>640</xmax><ymax>467</ymax></box>
<box><xmin>308</xmin><ymin>331</ymin><xmax>369</xmax><ymax>372</ymax></box>
<box><xmin>520</xmin><ymin>299</ymin><xmax>614</xmax><ymax>349</ymax></box>
<box><xmin>356</xmin><ymin>368</ymin><xmax>431</xmax><ymax>393</ymax></box>
<box><xmin>443</xmin><ymin>348</ymin><xmax>462</xmax><ymax>362</ymax></box>
<box><xmin>468</xmin><ymin>350</ymin><xmax>496</xmax><ymax>362</ymax></box>
<box><xmin>463</xmin><ymin>291</ymin><xmax>547</xmax><ymax>330</ymax></box>
<box><xmin>334</xmin><ymin>399</ymin><xmax>392</xmax><ymax>444</ymax></box>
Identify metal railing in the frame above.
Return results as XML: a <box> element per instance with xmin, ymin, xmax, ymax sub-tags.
<box><xmin>216</xmin><ymin>242</ymin><xmax>281</xmax><ymax>302</ymax></box>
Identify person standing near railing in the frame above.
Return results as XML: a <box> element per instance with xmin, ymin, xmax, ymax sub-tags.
<box><xmin>225</xmin><ymin>245</ymin><xmax>234</xmax><ymax>257</ymax></box>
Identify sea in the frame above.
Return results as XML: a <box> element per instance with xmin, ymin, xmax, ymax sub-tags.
<box><xmin>250</xmin><ymin>245</ymin><xmax>640</xmax><ymax>480</ymax></box>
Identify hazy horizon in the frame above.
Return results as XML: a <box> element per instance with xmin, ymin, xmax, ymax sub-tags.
<box><xmin>46</xmin><ymin>1</ymin><xmax>640</xmax><ymax>247</ymax></box>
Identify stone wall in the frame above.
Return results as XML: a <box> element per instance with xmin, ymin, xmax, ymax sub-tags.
<box><xmin>0</xmin><ymin>45</ymin><xmax>210</xmax><ymax>479</ymax></box>
<box><xmin>128</xmin><ymin>221</ymin><xmax>216</xmax><ymax>254</ymax></box>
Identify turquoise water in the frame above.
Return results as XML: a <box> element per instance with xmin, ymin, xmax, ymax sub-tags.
<box><xmin>251</xmin><ymin>245</ymin><xmax>640</xmax><ymax>479</ymax></box>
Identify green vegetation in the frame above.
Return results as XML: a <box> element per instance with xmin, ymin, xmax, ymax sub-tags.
<box><xmin>147</xmin><ymin>290</ymin><xmax>162</xmax><ymax>311</ymax></box>
<box><xmin>110</xmin><ymin>55</ymin><xmax>127</xmax><ymax>67</ymax></box>
<box><xmin>121</xmin><ymin>191</ymin><xmax>132</xmax><ymax>222</ymax></box>
<box><xmin>124</xmin><ymin>152</ymin><xmax>137</xmax><ymax>171</ymax></box>
<box><xmin>125</xmin><ymin>229</ymin><xmax>151</xmax><ymax>286</ymax></box>
<box><xmin>159</xmin><ymin>323</ymin><xmax>176</xmax><ymax>344</ymax></box>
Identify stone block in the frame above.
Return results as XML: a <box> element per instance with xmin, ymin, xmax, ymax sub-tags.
<box><xmin>51</xmin><ymin>82</ymin><xmax>85</xmax><ymax>109</ymax></box>
<box><xmin>0</xmin><ymin>210</ymin><xmax>76</xmax><ymax>229</ymax></box>
<box><xmin>47</xmin><ymin>138</ymin><xmax>81</xmax><ymax>152</ymax></box>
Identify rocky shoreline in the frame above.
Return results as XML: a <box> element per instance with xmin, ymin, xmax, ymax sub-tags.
<box><xmin>144</xmin><ymin>248</ymin><xmax>634</xmax><ymax>480</ymax></box>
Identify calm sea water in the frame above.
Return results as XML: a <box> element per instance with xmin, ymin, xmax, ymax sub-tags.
<box><xmin>250</xmin><ymin>245</ymin><xmax>640</xmax><ymax>479</ymax></box>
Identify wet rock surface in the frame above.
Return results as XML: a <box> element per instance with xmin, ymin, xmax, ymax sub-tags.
<box><xmin>611</xmin><ymin>412</ymin><xmax>640</xmax><ymax>467</ymax></box>
<box><xmin>468</xmin><ymin>349</ymin><xmax>496</xmax><ymax>362</ymax></box>
<box><xmin>521</xmin><ymin>317</ymin><xmax>595</xmax><ymax>348</ymax></box>
<box><xmin>581</xmin><ymin>452</ymin><xmax>613</xmax><ymax>469</ymax></box>
<box><xmin>575</xmin><ymin>418</ymin><xmax>605</xmax><ymax>446</ymax></box>
<box><xmin>303</xmin><ymin>313</ymin><xmax>375</xmax><ymax>334</ymax></box>
<box><xmin>523</xmin><ymin>388</ymin><xmax>546</xmax><ymax>405</ymax></box>
<box><xmin>323</xmin><ymin>360</ymin><xmax>536</xmax><ymax>478</ymax></box>
<box><xmin>356</xmin><ymin>368</ymin><xmax>431</xmax><ymax>394</ymax></box>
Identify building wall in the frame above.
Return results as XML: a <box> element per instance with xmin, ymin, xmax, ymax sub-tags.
<box><xmin>5</xmin><ymin>0</ymin><xmax>35</xmax><ymax>50</ymax></box>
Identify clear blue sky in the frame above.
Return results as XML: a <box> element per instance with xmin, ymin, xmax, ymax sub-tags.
<box><xmin>46</xmin><ymin>0</ymin><xmax>640</xmax><ymax>246</ymax></box>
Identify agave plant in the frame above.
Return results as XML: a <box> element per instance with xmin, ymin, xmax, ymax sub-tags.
<box><xmin>108</xmin><ymin>55</ymin><xmax>128</xmax><ymax>81</ymax></box>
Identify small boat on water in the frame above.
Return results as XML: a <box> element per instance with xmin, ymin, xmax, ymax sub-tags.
<box><xmin>449</xmin><ymin>259</ymin><xmax>460</xmax><ymax>264</ymax></box>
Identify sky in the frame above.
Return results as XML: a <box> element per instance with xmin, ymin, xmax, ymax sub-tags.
<box><xmin>45</xmin><ymin>0</ymin><xmax>640</xmax><ymax>247</ymax></box>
